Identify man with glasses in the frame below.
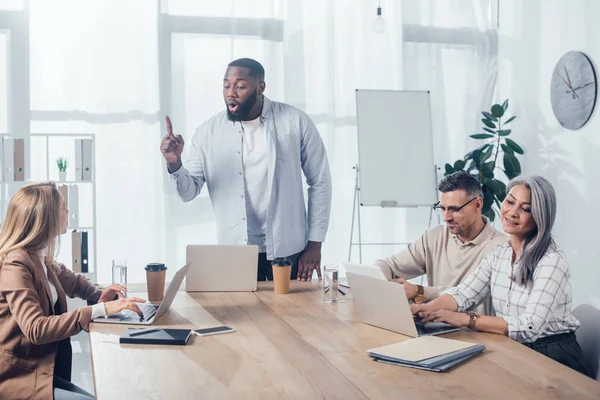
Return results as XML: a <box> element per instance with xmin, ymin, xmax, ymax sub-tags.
<box><xmin>374</xmin><ymin>171</ymin><xmax>506</xmax><ymax>313</ymax></box>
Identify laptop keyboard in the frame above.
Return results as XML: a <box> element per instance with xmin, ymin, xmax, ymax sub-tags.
<box><xmin>414</xmin><ymin>317</ymin><xmax>456</xmax><ymax>336</ymax></box>
<box><xmin>118</xmin><ymin>303</ymin><xmax>159</xmax><ymax>322</ymax></box>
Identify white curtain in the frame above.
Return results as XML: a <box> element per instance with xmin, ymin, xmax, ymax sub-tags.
<box><xmin>5</xmin><ymin>0</ymin><xmax>497</xmax><ymax>283</ymax></box>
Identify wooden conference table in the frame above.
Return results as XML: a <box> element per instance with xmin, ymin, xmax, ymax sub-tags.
<box><xmin>89</xmin><ymin>281</ymin><xmax>600</xmax><ymax>399</ymax></box>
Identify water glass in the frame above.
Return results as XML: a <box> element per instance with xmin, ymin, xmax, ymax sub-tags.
<box><xmin>112</xmin><ymin>259</ymin><xmax>128</xmax><ymax>286</ymax></box>
<box><xmin>323</xmin><ymin>264</ymin><xmax>339</xmax><ymax>303</ymax></box>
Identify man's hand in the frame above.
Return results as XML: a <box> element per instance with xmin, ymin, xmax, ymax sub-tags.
<box><xmin>391</xmin><ymin>277</ymin><xmax>418</xmax><ymax>300</ymax></box>
<box><xmin>98</xmin><ymin>284</ymin><xmax>128</xmax><ymax>303</ymax></box>
<box><xmin>161</xmin><ymin>115</ymin><xmax>185</xmax><ymax>172</ymax></box>
<box><xmin>297</xmin><ymin>241</ymin><xmax>322</xmax><ymax>282</ymax></box>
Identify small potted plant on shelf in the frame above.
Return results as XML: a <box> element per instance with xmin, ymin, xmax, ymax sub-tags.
<box><xmin>56</xmin><ymin>157</ymin><xmax>68</xmax><ymax>181</ymax></box>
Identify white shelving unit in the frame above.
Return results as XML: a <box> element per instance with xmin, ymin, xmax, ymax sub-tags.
<box><xmin>0</xmin><ymin>133</ymin><xmax>97</xmax><ymax>282</ymax></box>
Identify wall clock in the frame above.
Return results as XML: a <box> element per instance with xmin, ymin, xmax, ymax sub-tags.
<box><xmin>550</xmin><ymin>51</ymin><xmax>597</xmax><ymax>130</ymax></box>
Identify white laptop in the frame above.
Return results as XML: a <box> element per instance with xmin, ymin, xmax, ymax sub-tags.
<box><xmin>346</xmin><ymin>272</ymin><xmax>459</xmax><ymax>337</ymax></box>
<box><xmin>92</xmin><ymin>262</ymin><xmax>191</xmax><ymax>325</ymax></box>
<box><xmin>343</xmin><ymin>262</ymin><xmax>388</xmax><ymax>280</ymax></box>
<box><xmin>185</xmin><ymin>245</ymin><xmax>258</xmax><ymax>292</ymax></box>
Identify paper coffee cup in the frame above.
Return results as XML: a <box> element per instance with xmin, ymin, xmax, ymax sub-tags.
<box><xmin>272</xmin><ymin>258</ymin><xmax>292</xmax><ymax>294</ymax></box>
<box><xmin>145</xmin><ymin>263</ymin><xmax>167</xmax><ymax>302</ymax></box>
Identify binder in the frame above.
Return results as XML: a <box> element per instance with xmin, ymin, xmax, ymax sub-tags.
<box><xmin>81</xmin><ymin>139</ymin><xmax>92</xmax><ymax>181</ymax></box>
<box><xmin>119</xmin><ymin>329</ymin><xmax>192</xmax><ymax>346</ymax></box>
<box><xmin>367</xmin><ymin>336</ymin><xmax>485</xmax><ymax>372</ymax></box>
<box><xmin>14</xmin><ymin>139</ymin><xmax>25</xmax><ymax>181</ymax></box>
<box><xmin>68</xmin><ymin>184</ymin><xmax>79</xmax><ymax>229</ymax></box>
<box><xmin>74</xmin><ymin>139</ymin><xmax>83</xmax><ymax>181</ymax></box>
<box><xmin>2</xmin><ymin>138</ymin><xmax>14</xmax><ymax>182</ymax></box>
<box><xmin>58</xmin><ymin>185</ymin><xmax>69</xmax><ymax>211</ymax></box>
<box><xmin>81</xmin><ymin>230</ymin><xmax>88</xmax><ymax>273</ymax></box>
<box><xmin>71</xmin><ymin>230</ymin><xmax>82</xmax><ymax>272</ymax></box>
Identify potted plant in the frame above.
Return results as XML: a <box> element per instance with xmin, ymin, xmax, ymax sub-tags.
<box><xmin>56</xmin><ymin>157</ymin><xmax>68</xmax><ymax>181</ymax></box>
<box><xmin>443</xmin><ymin>99</ymin><xmax>524</xmax><ymax>221</ymax></box>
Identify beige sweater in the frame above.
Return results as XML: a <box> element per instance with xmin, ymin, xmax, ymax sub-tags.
<box><xmin>374</xmin><ymin>217</ymin><xmax>507</xmax><ymax>313</ymax></box>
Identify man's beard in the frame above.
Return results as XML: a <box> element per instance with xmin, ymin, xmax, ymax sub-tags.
<box><xmin>226</xmin><ymin>89</ymin><xmax>258</xmax><ymax>121</ymax></box>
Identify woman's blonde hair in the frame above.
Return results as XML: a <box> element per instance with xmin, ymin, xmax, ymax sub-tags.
<box><xmin>0</xmin><ymin>182</ymin><xmax>63</xmax><ymax>265</ymax></box>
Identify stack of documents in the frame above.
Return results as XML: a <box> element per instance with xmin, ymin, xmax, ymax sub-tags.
<box><xmin>367</xmin><ymin>335</ymin><xmax>485</xmax><ymax>372</ymax></box>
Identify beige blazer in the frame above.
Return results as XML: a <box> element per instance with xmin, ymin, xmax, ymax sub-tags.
<box><xmin>0</xmin><ymin>249</ymin><xmax>102</xmax><ymax>400</ymax></box>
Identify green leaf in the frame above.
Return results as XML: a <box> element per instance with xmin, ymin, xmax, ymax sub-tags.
<box><xmin>504</xmin><ymin>116</ymin><xmax>516</xmax><ymax>124</ymax></box>
<box><xmin>481</xmin><ymin>161</ymin><xmax>495</xmax><ymax>178</ymax></box>
<box><xmin>496</xmin><ymin>180</ymin><xmax>507</xmax><ymax>201</ymax></box>
<box><xmin>505</xmin><ymin>138</ymin><xmax>524</xmax><ymax>154</ymax></box>
<box><xmin>484</xmin><ymin>208</ymin><xmax>496</xmax><ymax>221</ymax></box>
<box><xmin>453</xmin><ymin>160</ymin><xmax>466</xmax><ymax>171</ymax></box>
<box><xmin>502</xmin><ymin>99</ymin><xmax>509</xmax><ymax>111</ymax></box>
<box><xmin>444</xmin><ymin>163</ymin><xmax>454</xmax><ymax>175</ymax></box>
<box><xmin>491</xmin><ymin>104</ymin><xmax>505</xmax><ymax>118</ymax></box>
<box><xmin>484</xmin><ymin>179</ymin><xmax>501</xmax><ymax>193</ymax></box>
<box><xmin>482</xmin><ymin>118</ymin><xmax>496</xmax><ymax>129</ymax></box>
<box><xmin>497</xmin><ymin>129</ymin><xmax>512</xmax><ymax>136</ymax></box>
<box><xmin>482</xmin><ymin>111</ymin><xmax>497</xmax><ymax>121</ymax></box>
<box><xmin>482</xmin><ymin>186</ymin><xmax>495</xmax><ymax>213</ymax></box>
<box><xmin>483</xmin><ymin>127</ymin><xmax>496</xmax><ymax>134</ymax></box>
<box><xmin>470</xmin><ymin>133</ymin><xmax>495</xmax><ymax>139</ymax></box>
<box><xmin>471</xmin><ymin>150</ymin><xmax>482</xmax><ymax>167</ymax></box>
<box><xmin>503</xmin><ymin>152</ymin><xmax>521</xmax><ymax>179</ymax></box>
<box><xmin>479</xmin><ymin>146</ymin><xmax>493</xmax><ymax>164</ymax></box>
<box><xmin>501</xmin><ymin>143</ymin><xmax>514</xmax><ymax>155</ymax></box>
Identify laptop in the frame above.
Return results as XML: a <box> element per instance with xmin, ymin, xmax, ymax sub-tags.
<box><xmin>92</xmin><ymin>262</ymin><xmax>191</xmax><ymax>325</ymax></box>
<box><xmin>185</xmin><ymin>245</ymin><xmax>258</xmax><ymax>292</ymax></box>
<box><xmin>343</xmin><ymin>262</ymin><xmax>388</xmax><ymax>280</ymax></box>
<box><xmin>346</xmin><ymin>272</ymin><xmax>459</xmax><ymax>337</ymax></box>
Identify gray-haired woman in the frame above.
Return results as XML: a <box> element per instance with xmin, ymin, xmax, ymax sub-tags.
<box><xmin>411</xmin><ymin>175</ymin><xmax>588</xmax><ymax>375</ymax></box>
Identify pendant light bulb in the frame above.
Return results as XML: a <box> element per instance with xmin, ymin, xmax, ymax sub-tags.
<box><xmin>372</xmin><ymin>5</ymin><xmax>386</xmax><ymax>34</ymax></box>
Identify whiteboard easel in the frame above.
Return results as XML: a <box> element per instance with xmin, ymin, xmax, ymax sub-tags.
<box><xmin>349</xmin><ymin>90</ymin><xmax>439</xmax><ymax>262</ymax></box>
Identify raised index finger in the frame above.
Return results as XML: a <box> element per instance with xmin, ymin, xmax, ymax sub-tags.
<box><xmin>165</xmin><ymin>115</ymin><xmax>175</xmax><ymax>137</ymax></box>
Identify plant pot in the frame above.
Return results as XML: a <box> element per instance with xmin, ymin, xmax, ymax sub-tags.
<box><xmin>58</xmin><ymin>171</ymin><xmax>67</xmax><ymax>181</ymax></box>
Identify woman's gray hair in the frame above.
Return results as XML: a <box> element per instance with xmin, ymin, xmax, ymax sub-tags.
<box><xmin>507</xmin><ymin>175</ymin><xmax>557</xmax><ymax>285</ymax></box>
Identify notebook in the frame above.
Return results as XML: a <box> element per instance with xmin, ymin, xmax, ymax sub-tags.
<box><xmin>367</xmin><ymin>336</ymin><xmax>485</xmax><ymax>372</ymax></box>
<box><xmin>119</xmin><ymin>328</ymin><xmax>193</xmax><ymax>346</ymax></box>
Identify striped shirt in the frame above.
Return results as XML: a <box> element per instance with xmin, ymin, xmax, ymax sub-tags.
<box><xmin>444</xmin><ymin>242</ymin><xmax>580</xmax><ymax>343</ymax></box>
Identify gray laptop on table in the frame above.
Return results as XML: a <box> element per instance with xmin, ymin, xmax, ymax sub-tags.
<box><xmin>185</xmin><ymin>245</ymin><xmax>258</xmax><ymax>292</ymax></box>
<box><xmin>346</xmin><ymin>272</ymin><xmax>459</xmax><ymax>337</ymax></box>
<box><xmin>92</xmin><ymin>262</ymin><xmax>191</xmax><ymax>325</ymax></box>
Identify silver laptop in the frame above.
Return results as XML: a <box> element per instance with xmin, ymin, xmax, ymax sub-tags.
<box><xmin>92</xmin><ymin>262</ymin><xmax>191</xmax><ymax>325</ymax></box>
<box><xmin>185</xmin><ymin>245</ymin><xmax>258</xmax><ymax>292</ymax></box>
<box><xmin>346</xmin><ymin>272</ymin><xmax>459</xmax><ymax>337</ymax></box>
<box><xmin>343</xmin><ymin>263</ymin><xmax>388</xmax><ymax>281</ymax></box>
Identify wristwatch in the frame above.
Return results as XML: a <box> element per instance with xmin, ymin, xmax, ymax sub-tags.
<box><xmin>412</xmin><ymin>285</ymin><xmax>425</xmax><ymax>304</ymax></box>
<box><xmin>467</xmin><ymin>311</ymin><xmax>479</xmax><ymax>329</ymax></box>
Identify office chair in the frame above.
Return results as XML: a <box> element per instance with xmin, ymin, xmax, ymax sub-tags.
<box><xmin>573</xmin><ymin>303</ymin><xmax>600</xmax><ymax>381</ymax></box>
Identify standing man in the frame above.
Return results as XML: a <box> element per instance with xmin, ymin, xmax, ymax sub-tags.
<box><xmin>375</xmin><ymin>171</ymin><xmax>506</xmax><ymax>314</ymax></box>
<box><xmin>160</xmin><ymin>58</ymin><xmax>332</xmax><ymax>282</ymax></box>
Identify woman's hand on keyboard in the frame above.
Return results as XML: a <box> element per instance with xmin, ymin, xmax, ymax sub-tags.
<box><xmin>105</xmin><ymin>297</ymin><xmax>146</xmax><ymax>318</ymax></box>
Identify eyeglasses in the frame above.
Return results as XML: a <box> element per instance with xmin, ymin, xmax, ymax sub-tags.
<box><xmin>433</xmin><ymin>197</ymin><xmax>477</xmax><ymax>216</ymax></box>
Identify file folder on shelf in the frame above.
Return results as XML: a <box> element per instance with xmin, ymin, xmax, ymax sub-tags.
<box><xmin>68</xmin><ymin>184</ymin><xmax>79</xmax><ymax>229</ymax></box>
<box><xmin>2</xmin><ymin>138</ymin><xmax>14</xmax><ymax>182</ymax></box>
<box><xmin>14</xmin><ymin>139</ymin><xmax>25</xmax><ymax>181</ymax></box>
<box><xmin>74</xmin><ymin>139</ymin><xmax>93</xmax><ymax>181</ymax></box>
<box><xmin>71</xmin><ymin>230</ymin><xmax>82</xmax><ymax>273</ymax></box>
<box><xmin>71</xmin><ymin>229</ymin><xmax>89</xmax><ymax>273</ymax></box>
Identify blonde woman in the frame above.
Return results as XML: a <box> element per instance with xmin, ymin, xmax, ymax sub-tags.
<box><xmin>0</xmin><ymin>182</ymin><xmax>145</xmax><ymax>399</ymax></box>
<box><xmin>411</xmin><ymin>176</ymin><xmax>588</xmax><ymax>375</ymax></box>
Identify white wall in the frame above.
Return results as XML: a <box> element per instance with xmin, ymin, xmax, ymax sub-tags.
<box><xmin>499</xmin><ymin>0</ymin><xmax>600</xmax><ymax>307</ymax></box>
